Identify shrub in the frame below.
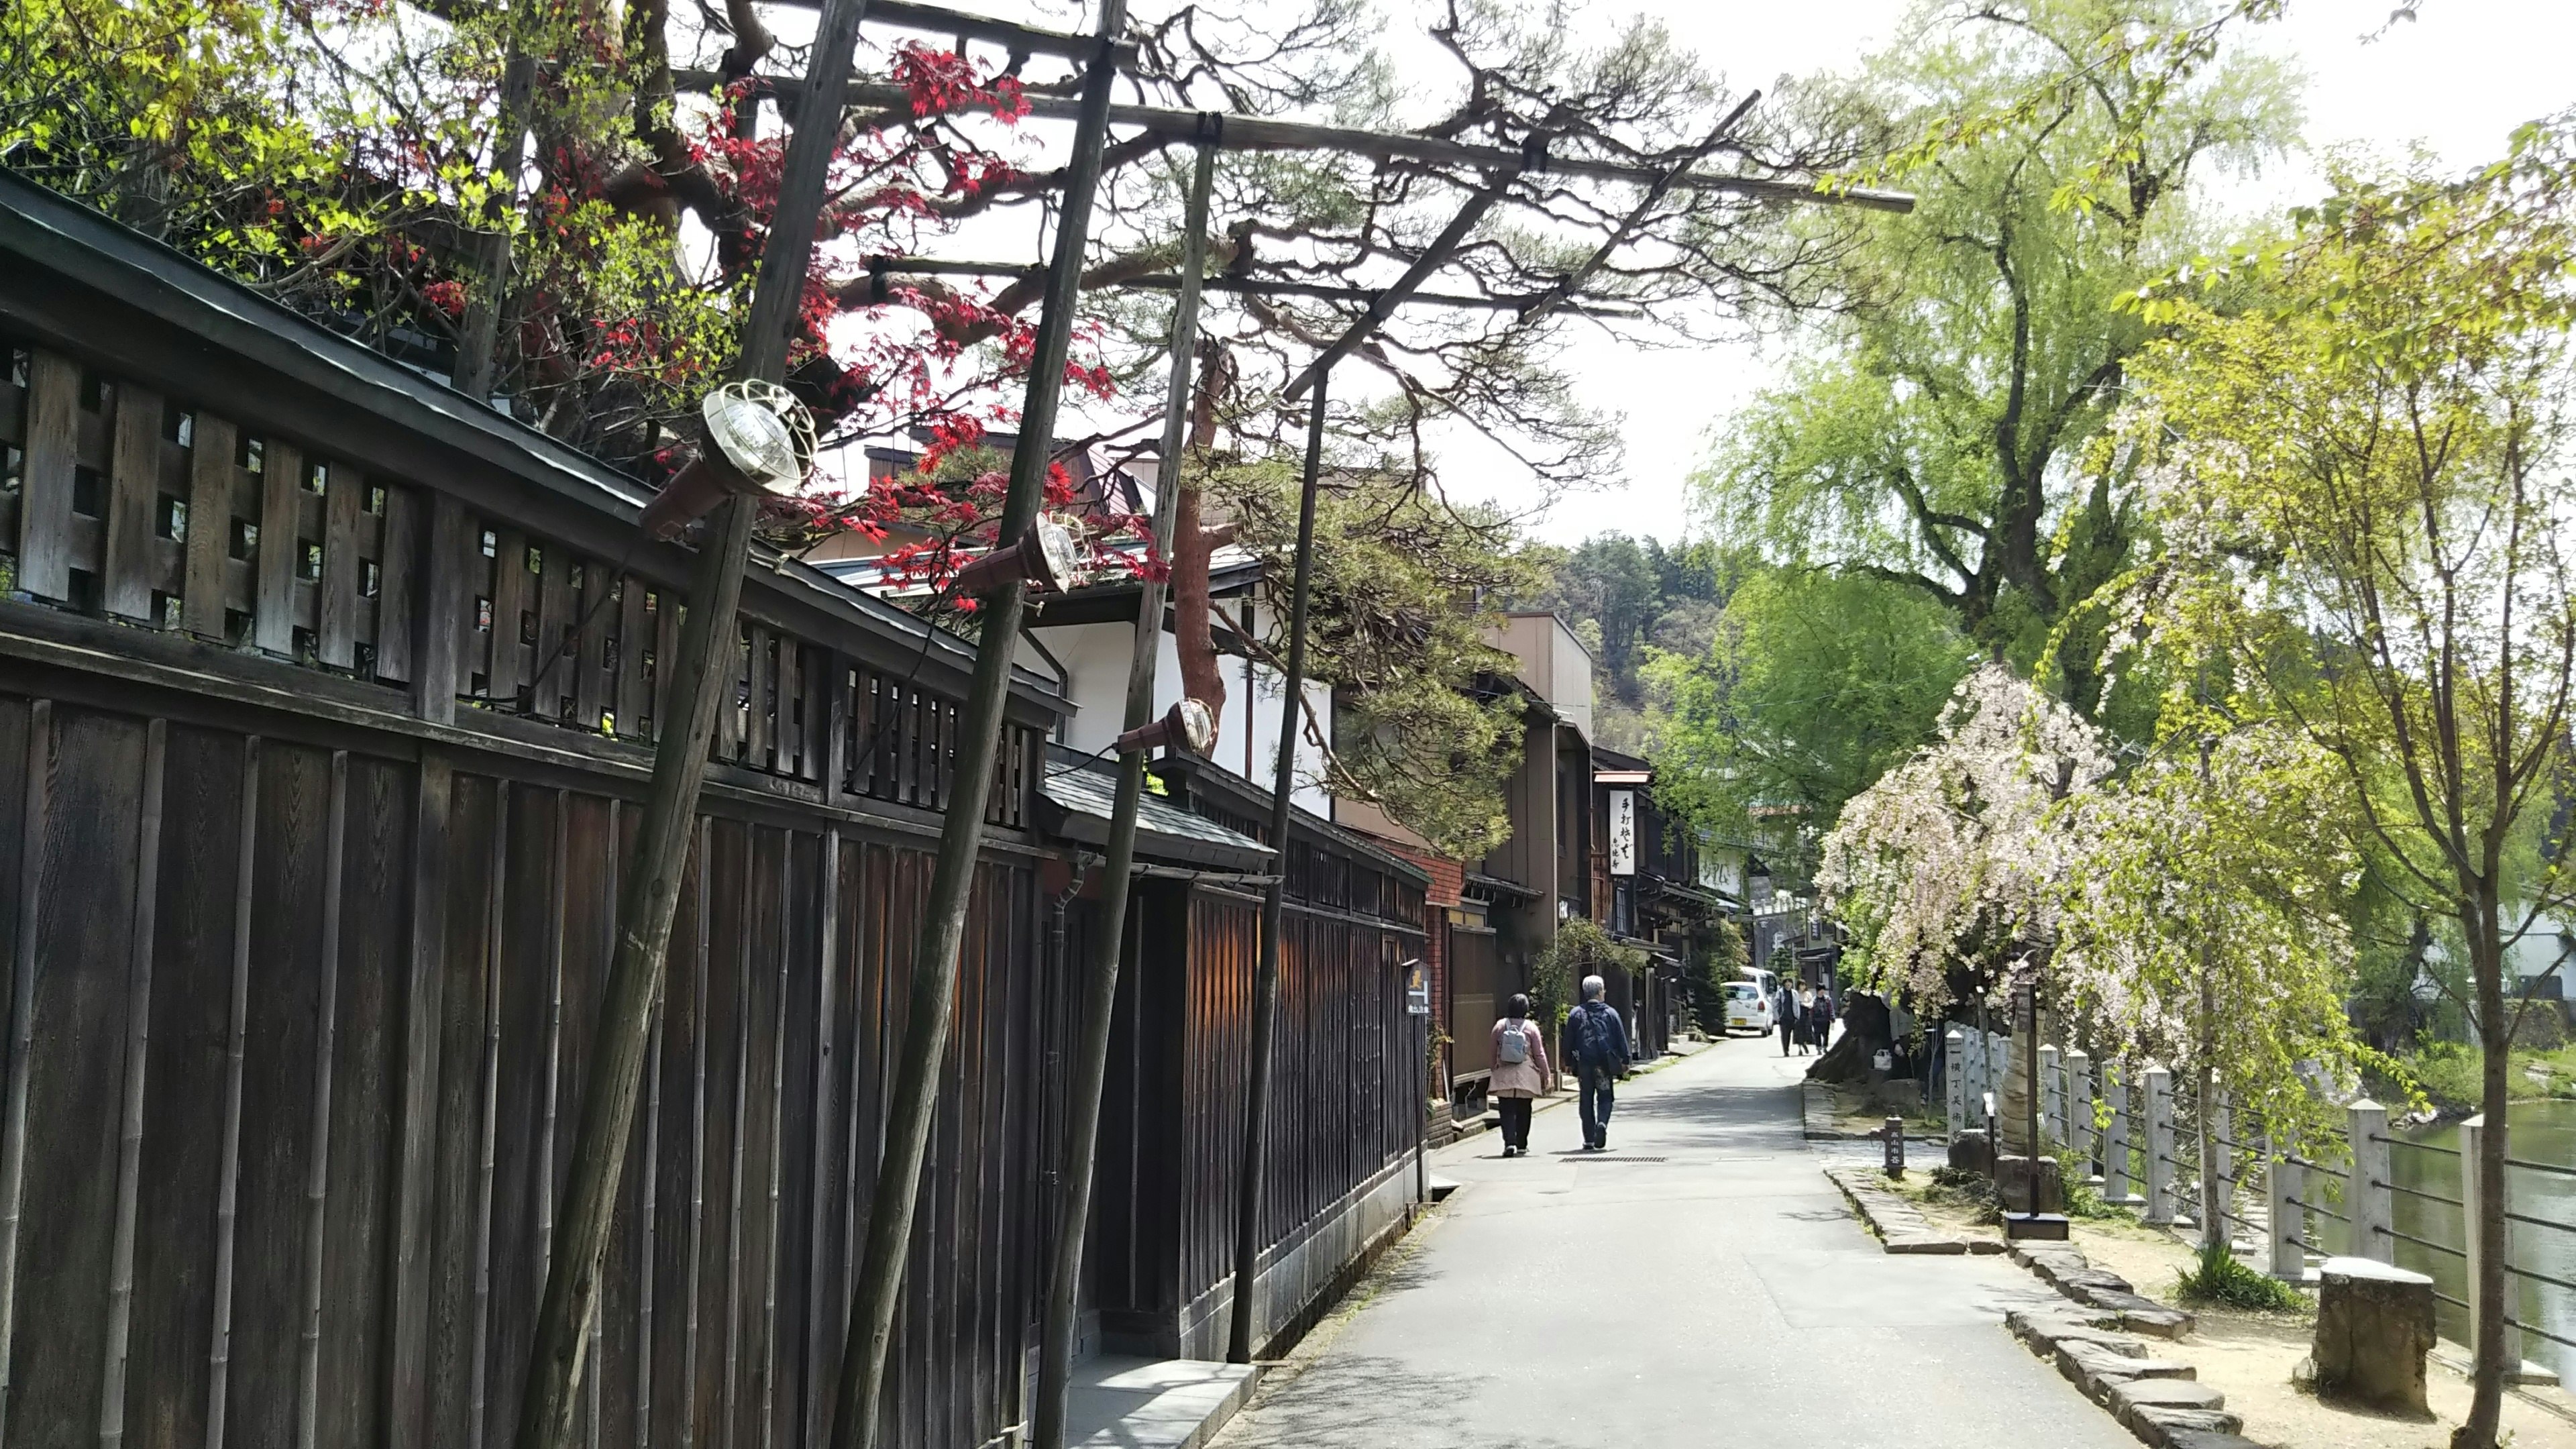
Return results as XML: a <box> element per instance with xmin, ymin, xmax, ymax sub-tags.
<box><xmin>2174</xmin><ymin>1239</ymin><xmax>2307</xmax><ymax>1313</ymax></box>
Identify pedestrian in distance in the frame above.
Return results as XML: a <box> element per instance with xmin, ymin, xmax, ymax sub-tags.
<box><xmin>1558</xmin><ymin>975</ymin><xmax>1630</xmax><ymax>1152</ymax></box>
<box><xmin>1807</xmin><ymin>983</ymin><xmax>1837</xmax><ymax>1055</ymax></box>
<box><xmin>1792</xmin><ymin>984</ymin><xmax>1817</xmax><ymax>1055</ymax></box>
<box><xmin>1488</xmin><ymin>994</ymin><xmax>1552</xmax><ymax>1159</ymax></box>
<box><xmin>1775</xmin><ymin>983</ymin><xmax>1796</xmax><ymax>1057</ymax></box>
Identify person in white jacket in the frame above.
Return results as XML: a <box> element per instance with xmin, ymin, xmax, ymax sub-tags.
<box><xmin>1487</xmin><ymin>994</ymin><xmax>1552</xmax><ymax>1158</ymax></box>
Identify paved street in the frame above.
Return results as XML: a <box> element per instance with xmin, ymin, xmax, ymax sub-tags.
<box><xmin>1210</xmin><ymin>1036</ymin><xmax>2135</xmax><ymax>1449</ymax></box>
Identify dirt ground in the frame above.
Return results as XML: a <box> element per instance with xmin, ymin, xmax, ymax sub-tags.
<box><xmin>1881</xmin><ymin>1173</ymin><xmax>2576</xmax><ymax>1449</ymax></box>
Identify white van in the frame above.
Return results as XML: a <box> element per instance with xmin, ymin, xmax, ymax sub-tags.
<box><xmin>1722</xmin><ymin>968</ymin><xmax>1779</xmax><ymax>1035</ymax></box>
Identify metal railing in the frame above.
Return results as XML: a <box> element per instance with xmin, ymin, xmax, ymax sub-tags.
<box><xmin>1935</xmin><ymin>1029</ymin><xmax>2576</xmax><ymax>1378</ymax></box>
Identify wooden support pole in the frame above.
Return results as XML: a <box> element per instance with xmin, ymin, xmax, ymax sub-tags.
<box><xmin>1030</xmin><ymin>131</ymin><xmax>1216</xmax><ymax>1449</ymax></box>
<box><xmin>1226</xmin><ymin>362</ymin><xmax>1331</xmax><ymax>1364</ymax></box>
<box><xmin>827</xmin><ymin>5</ymin><xmax>1129</xmax><ymax>1446</ymax></box>
<box><xmin>508</xmin><ymin>0</ymin><xmax>873</xmax><ymax>1443</ymax></box>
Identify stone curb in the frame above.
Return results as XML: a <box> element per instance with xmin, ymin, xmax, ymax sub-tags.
<box><xmin>2008</xmin><ymin>1242</ymin><xmax>2196</xmax><ymax>1339</ymax></box>
<box><xmin>2002</xmin><ymin>1308</ymin><xmax>2257</xmax><ymax>1449</ymax></box>
<box><xmin>1821</xmin><ymin>1165</ymin><xmax>2008</xmax><ymax>1255</ymax></box>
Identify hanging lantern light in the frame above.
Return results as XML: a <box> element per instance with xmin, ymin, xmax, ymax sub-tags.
<box><xmin>639</xmin><ymin>380</ymin><xmax>817</xmax><ymax>539</ymax></box>
<box><xmin>1116</xmin><ymin>698</ymin><xmax>1216</xmax><ymax>757</ymax></box>
<box><xmin>952</xmin><ymin>515</ymin><xmax>1084</xmax><ymax>597</ymax></box>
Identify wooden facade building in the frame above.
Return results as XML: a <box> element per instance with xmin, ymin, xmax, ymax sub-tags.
<box><xmin>0</xmin><ymin>173</ymin><xmax>1440</xmax><ymax>1448</ymax></box>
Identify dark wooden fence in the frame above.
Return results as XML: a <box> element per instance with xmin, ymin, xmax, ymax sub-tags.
<box><xmin>0</xmin><ymin>170</ymin><xmax>1073</xmax><ymax>1449</ymax></box>
<box><xmin>1090</xmin><ymin>836</ymin><xmax>1427</xmax><ymax>1358</ymax></box>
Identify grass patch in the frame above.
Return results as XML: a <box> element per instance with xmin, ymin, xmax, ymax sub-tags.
<box><xmin>1924</xmin><ymin>1165</ymin><xmax>2002</xmax><ymax>1225</ymax></box>
<box><xmin>2174</xmin><ymin>1238</ymin><xmax>2308</xmax><ymax>1313</ymax></box>
<box><xmin>2374</xmin><ymin>1038</ymin><xmax>2576</xmax><ymax>1114</ymax></box>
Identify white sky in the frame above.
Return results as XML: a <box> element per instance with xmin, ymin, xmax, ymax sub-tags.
<box><xmin>1439</xmin><ymin>0</ymin><xmax>2576</xmax><ymax>545</ymax></box>
<box><xmin>780</xmin><ymin>2</ymin><xmax>2576</xmax><ymax>537</ymax></box>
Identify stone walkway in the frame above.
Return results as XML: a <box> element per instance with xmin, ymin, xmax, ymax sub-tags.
<box><xmin>1207</xmin><ymin>1037</ymin><xmax>2135</xmax><ymax>1449</ymax></box>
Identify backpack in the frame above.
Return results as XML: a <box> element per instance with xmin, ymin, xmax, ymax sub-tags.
<box><xmin>1496</xmin><ymin>1019</ymin><xmax>1529</xmax><ymax>1066</ymax></box>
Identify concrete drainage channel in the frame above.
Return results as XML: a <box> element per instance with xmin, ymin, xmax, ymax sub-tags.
<box><xmin>1827</xmin><ymin>1166</ymin><xmax>2260</xmax><ymax>1449</ymax></box>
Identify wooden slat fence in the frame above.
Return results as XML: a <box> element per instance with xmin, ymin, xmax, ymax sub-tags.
<box><xmin>0</xmin><ymin>680</ymin><xmax>1053</xmax><ymax>1449</ymax></box>
<box><xmin>0</xmin><ymin>337</ymin><xmax>1036</xmax><ymax>830</ymax></box>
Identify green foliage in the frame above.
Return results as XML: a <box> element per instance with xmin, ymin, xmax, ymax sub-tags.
<box><xmin>1529</xmin><ymin>918</ymin><xmax>1650</xmax><ymax>1042</ymax></box>
<box><xmin>1680</xmin><ymin>918</ymin><xmax>1750</xmax><ymax>1032</ymax></box>
<box><xmin>1650</xmin><ymin>566</ymin><xmax>1976</xmax><ymax>841</ymax></box>
<box><xmin>1696</xmin><ymin>0</ymin><xmax>2294</xmax><ymax>719</ymax></box>
<box><xmin>2054</xmin><ymin>1148</ymin><xmax>2119</xmax><ymax>1220</ymax></box>
<box><xmin>1523</xmin><ymin>533</ymin><xmax>1731</xmax><ymax>751</ymax></box>
<box><xmin>2052</xmin><ymin>708</ymin><xmax>2372</xmax><ymax>1155</ymax></box>
<box><xmin>2174</xmin><ymin>1238</ymin><xmax>2306</xmax><ymax>1313</ymax></box>
<box><xmin>1217</xmin><ymin>461</ymin><xmax>1535</xmax><ymax>860</ymax></box>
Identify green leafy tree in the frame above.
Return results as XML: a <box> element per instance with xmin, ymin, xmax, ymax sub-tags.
<box><xmin>1651</xmin><ymin>566</ymin><xmax>1977</xmax><ymax>844</ymax></box>
<box><xmin>1212</xmin><ymin>459</ymin><xmax>1536</xmax><ymax>860</ymax></box>
<box><xmin>1697</xmin><ymin>0</ymin><xmax>2296</xmax><ymax>716</ymax></box>
<box><xmin>2111</xmin><ymin>133</ymin><xmax>2576</xmax><ymax>1446</ymax></box>
<box><xmin>2051</xmin><ymin>708</ymin><xmax>2370</xmax><ymax>1251</ymax></box>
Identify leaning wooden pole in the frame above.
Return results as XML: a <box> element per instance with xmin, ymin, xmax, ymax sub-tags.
<box><xmin>826</xmin><ymin>5</ymin><xmax>1128</xmax><ymax>1445</ymax></box>
<box><xmin>1030</xmin><ymin>131</ymin><xmax>1218</xmax><ymax>1449</ymax></box>
<box><xmin>1224</xmin><ymin>179</ymin><xmax>1513</xmax><ymax>1362</ymax></box>
<box><xmin>508</xmin><ymin>0</ymin><xmax>872</xmax><ymax>1443</ymax></box>
<box><xmin>1224</xmin><ymin>364</ymin><xmax>1332</xmax><ymax>1364</ymax></box>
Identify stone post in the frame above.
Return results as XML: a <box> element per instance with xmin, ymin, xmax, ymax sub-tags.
<box><xmin>2104</xmin><ymin>1071</ymin><xmax>2136</xmax><ymax>1205</ymax></box>
<box><xmin>2461</xmin><ymin>1113</ymin><xmax>2488</xmax><ymax>1338</ymax></box>
<box><xmin>1945</xmin><ymin>1028</ymin><xmax>1965</xmax><ymax>1139</ymax></box>
<box><xmin>2212</xmin><ymin>1089</ymin><xmax>2238</xmax><ymax>1244</ymax></box>
<box><xmin>2039</xmin><ymin>1044</ymin><xmax>2065</xmax><ymax>1148</ymax></box>
<box><xmin>2270</xmin><ymin>1134</ymin><xmax>2306</xmax><ymax>1279</ymax></box>
<box><xmin>2144</xmin><ymin>1064</ymin><xmax>2176</xmax><ymax>1226</ymax></box>
<box><xmin>2349</xmin><ymin>1099</ymin><xmax>2393</xmax><ymax>1265</ymax></box>
<box><xmin>2067</xmin><ymin>1049</ymin><xmax>2096</xmax><ymax>1171</ymax></box>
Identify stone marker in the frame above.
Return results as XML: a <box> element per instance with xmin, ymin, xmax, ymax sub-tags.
<box><xmin>2306</xmin><ymin>1255</ymin><xmax>2435</xmax><ymax>1416</ymax></box>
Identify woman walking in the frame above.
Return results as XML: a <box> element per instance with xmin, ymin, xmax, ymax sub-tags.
<box><xmin>1792</xmin><ymin>984</ymin><xmax>1817</xmax><ymax>1055</ymax></box>
<box><xmin>1489</xmin><ymin>994</ymin><xmax>1552</xmax><ymax>1158</ymax></box>
<box><xmin>1807</xmin><ymin>983</ymin><xmax>1837</xmax><ymax>1056</ymax></box>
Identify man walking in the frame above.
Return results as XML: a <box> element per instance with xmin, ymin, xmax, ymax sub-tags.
<box><xmin>1775</xmin><ymin>981</ymin><xmax>1796</xmax><ymax>1057</ymax></box>
<box><xmin>1559</xmin><ymin>975</ymin><xmax>1630</xmax><ymax>1152</ymax></box>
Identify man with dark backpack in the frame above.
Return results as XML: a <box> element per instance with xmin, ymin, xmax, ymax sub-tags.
<box><xmin>1558</xmin><ymin>974</ymin><xmax>1631</xmax><ymax>1152</ymax></box>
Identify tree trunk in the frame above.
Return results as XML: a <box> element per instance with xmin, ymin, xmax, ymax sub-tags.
<box><xmin>1169</xmin><ymin>340</ymin><xmax>1232</xmax><ymax>733</ymax></box>
<box><xmin>1806</xmin><ymin>992</ymin><xmax>1891</xmax><ymax>1084</ymax></box>
<box><xmin>2453</xmin><ymin>898</ymin><xmax>2512</xmax><ymax>1449</ymax></box>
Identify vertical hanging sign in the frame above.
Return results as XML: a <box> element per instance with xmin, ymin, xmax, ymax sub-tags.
<box><xmin>1608</xmin><ymin>789</ymin><xmax>1636</xmax><ymax>876</ymax></box>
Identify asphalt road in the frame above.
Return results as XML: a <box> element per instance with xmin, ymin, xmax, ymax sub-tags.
<box><xmin>1207</xmin><ymin>1034</ymin><xmax>2135</xmax><ymax>1449</ymax></box>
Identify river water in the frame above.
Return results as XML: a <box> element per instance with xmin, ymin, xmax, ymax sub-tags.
<box><xmin>2377</xmin><ymin>1099</ymin><xmax>2576</xmax><ymax>1384</ymax></box>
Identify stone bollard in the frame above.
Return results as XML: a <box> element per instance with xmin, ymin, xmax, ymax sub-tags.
<box><xmin>2269</xmin><ymin>1134</ymin><xmax>2306</xmax><ymax>1280</ymax></box>
<box><xmin>1945</xmin><ymin>1028</ymin><xmax>1966</xmax><ymax>1139</ymax></box>
<box><xmin>2104</xmin><ymin>1071</ymin><xmax>2137</xmax><ymax>1205</ymax></box>
<box><xmin>2212</xmin><ymin>1089</ymin><xmax>2237</xmax><ymax>1244</ymax></box>
<box><xmin>2040</xmin><ymin>1044</ymin><xmax>2065</xmax><ymax>1147</ymax></box>
<box><xmin>2143</xmin><ymin>1065</ymin><xmax>2176</xmax><ymax>1226</ymax></box>
<box><xmin>2067</xmin><ymin>1049</ymin><xmax>2096</xmax><ymax>1171</ymax></box>
<box><xmin>2349</xmin><ymin>1099</ymin><xmax>2393</xmax><ymax>1264</ymax></box>
<box><xmin>2306</xmin><ymin>1256</ymin><xmax>2436</xmax><ymax>1415</ymax></box>
<box><xmin>2462</xmin><ymin>1114</ymin><xmax>2489</xmax><ymax>1339</ymax></box>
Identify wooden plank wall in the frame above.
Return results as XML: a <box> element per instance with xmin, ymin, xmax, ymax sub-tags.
<box><xmin>0</xmin><ymin>681</ymin><xmax>1054</xmax><ymax>1449</ymax></box>
<box><xmin>1097</xmin><ymin>866</ymin><xmax>1432</xmax><ymax>1320</ymax></box>
<box><xmin>0</xmin><ymin>337</ymin><xmax>1038</xmax><ymax>829</ymax></box>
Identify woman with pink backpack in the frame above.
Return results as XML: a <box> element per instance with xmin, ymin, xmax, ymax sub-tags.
<box><xmin>1488</xmin><ymin>994</ymin><xmax>1552</xmax><ymax>1158</ymax></box>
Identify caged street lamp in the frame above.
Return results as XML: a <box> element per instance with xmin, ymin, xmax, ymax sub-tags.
<box><xmin>1115</xmin><ymin>697</ymin><xmax>1216</xmax><ymax>757</ymax></box>
<box><xmin>952</xmin><ymin>515</ymin><xmax>1085</xmax><ymax>596</ymax></box>
<box><xmin>639</xmin><ymin>380</ymin><xmax>818</xmax><ymax>539</ymax></box>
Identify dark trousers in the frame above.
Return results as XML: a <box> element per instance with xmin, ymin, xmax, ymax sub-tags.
<box><xmin>1578</xmin><ymin>1066</ymin><xmax>1616</xmax><ymax>1148</ymax></box>
<box><xmin>1496</xmin><ymin>1096</ymin><xmax>1533</xmax><ymax>1152</ymax></box>
<box><xmin>1778</xmin><ymin>1020</ymin><xmax>1794</xmax><ymax>1056</ymax></box>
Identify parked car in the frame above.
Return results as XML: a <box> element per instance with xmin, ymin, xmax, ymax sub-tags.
<box><xmin>1722</xmin><ymin>976</ymin><xmax>1775</xmax><ymax>1035</ymax></box>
